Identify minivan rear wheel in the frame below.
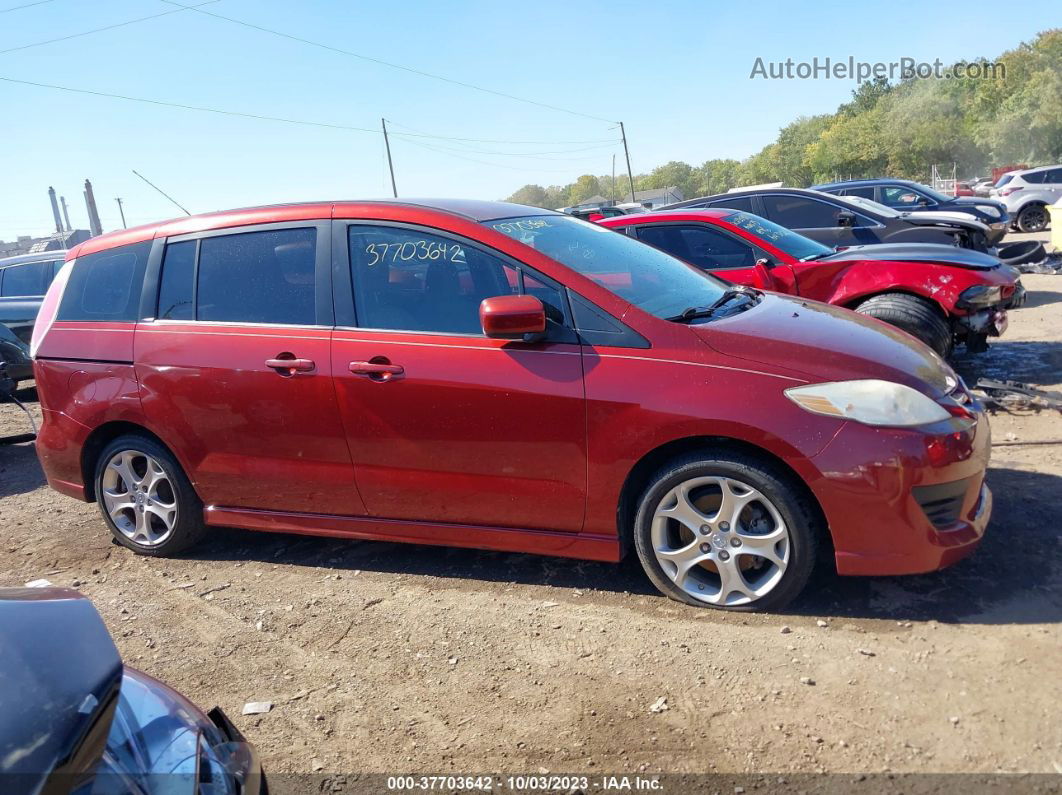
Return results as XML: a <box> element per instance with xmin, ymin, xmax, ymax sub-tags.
<box><xmin>855</xmin><ymin>292</ymin><xmax>953</xmax><ymax>358</ymax></box>
<box><xmin>633</xmin><ymin>453</ymin><xmax>820</xmax><ymax>611</ymax></box>
<box><xmin>94</xmin><ymin>434</ymin><xmax>207</xmax><ymax>556</ymax></box>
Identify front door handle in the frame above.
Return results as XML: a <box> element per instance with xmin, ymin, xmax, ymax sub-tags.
<box><xmin>265</xmin><ymin>356</ymin><xmax>315</xmax><ymax>375</ymax></box>
<box><xmin>349</xmin><ymin>360</ymin><xmax>404</xmax><ymax>381</ymax></box>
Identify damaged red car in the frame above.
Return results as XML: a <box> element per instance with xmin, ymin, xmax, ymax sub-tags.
<box><xmin>600</xmin><ymin>208</ymin><xmax>1020</xmax><ymax>356</ymax></box>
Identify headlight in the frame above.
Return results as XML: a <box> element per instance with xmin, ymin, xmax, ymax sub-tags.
<box><xmin>785</xmin><ymin>379</ymin><xmax>951</xmax><ymax>427</ymax></box>
<box><xmin>981</xmin><ymin>206</ymin><xmax>1000</xmax><ymax>220</ymax></box>
<box><xmin>957</xmin><ymin>285</ymin><xmax>1003</xmax><ymax>308</ymax></box>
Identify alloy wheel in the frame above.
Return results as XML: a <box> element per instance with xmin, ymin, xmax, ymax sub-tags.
<box><xmin>100</xmin><ymin>450</ymin><xmax>178</xmax><ymax>547</ymax></box>
<box><xmin>650</xmin><ymin>475</ymin><xmax>790</xmax><ymax>607</ymax></box>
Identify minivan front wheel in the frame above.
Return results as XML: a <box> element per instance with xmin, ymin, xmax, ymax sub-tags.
<box><xmin>95</xmin><ymin>435</ymin><xmax>207</xmax><ymax>556</ymax></box>
<box><xmin>633</xmin><ymin>453</ymin><xmax>820</xmax><ymax>611</ymax></box>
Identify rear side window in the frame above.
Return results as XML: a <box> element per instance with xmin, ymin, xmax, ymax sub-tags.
<box><xmin>58</xmin><ymin>242</ymin><xmax>151</xmax><ymax>321</ymax></box>
<box><xmin>195</xmin><ymin>228</ymin><xmax>316</xmax><ymax>325</ymax></box>
<box><xmin>1</xmin><ymin>261</ymin><xmax>50</xmax><ymax>296</ymax></box>
<box><xmin>843</xmin><ymin>186</ymin><xmax>876</xmax><ymax>199</ymax></box>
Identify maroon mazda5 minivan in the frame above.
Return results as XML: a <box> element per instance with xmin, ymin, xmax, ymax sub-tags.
<box><xmin>31</xmin><ymin>200</ymin><xmax>992</xmax><ymax>611</ymax></box>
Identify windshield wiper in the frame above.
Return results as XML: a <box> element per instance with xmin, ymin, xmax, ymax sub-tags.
<box><xmin>667</xmin><ymin>287</ymin><xmax>759</xmax><ymax>323</ymax></box>
<box><xmin>799</xmin><ymin>250</ymin><xmax>833</xmax><ymax>262</ymax></box>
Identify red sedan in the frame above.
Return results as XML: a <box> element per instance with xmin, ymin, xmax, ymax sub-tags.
<box><xmin>600</xmin><ymin>208</ymin><xmax>1018</xmax><ymax>356</ymax></box>
<box><xmin>32</xmin><ymin>200</ymin><xmax>990</xmax><ymax>611</ymax></box>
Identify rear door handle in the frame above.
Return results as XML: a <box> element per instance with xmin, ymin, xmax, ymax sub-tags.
<box><xmin>265</xmin><ymin>357</ymin><xmax>315</xmax><ymax>374</ymax></box>
<box><xmin>349</xmin><ymin>360</ymin><xmax>404</xmax><ymax>381</ymax></box>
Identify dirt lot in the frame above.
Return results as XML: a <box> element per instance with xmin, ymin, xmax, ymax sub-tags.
<box><xmin>1</xmin><ymin>276</ymin><xmax>1060</xmax><ymax>782</ymax></box>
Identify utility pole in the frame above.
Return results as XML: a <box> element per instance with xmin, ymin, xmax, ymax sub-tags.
<box><xmin>381</xmin><ymin>118</ymin><xmax>397</xmax><ymax>198</ymax></box>
<box><xmin>60</xmin><ymin>196</ymin><xmax>71</xmax><ymax>231</ymax></box>
<box><xmin>115</xmin><ymin>197</ymin><xmax>127</xmax><ymax>229</ymax></box>
<box><xmin>619</xmin><ymin>121</ymin><xmax>635</xmax><ymax>203</ymax></box>
<box><xmin>83</xmin><ymin>179</ymin><xmax>103</xmax><ymax>237</ymax></box>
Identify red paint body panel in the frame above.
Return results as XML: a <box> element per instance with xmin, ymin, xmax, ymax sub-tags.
<box><xmin>330</xmin><ymin>331</ymin><xmax>586</xmax><ymax>532</ymax></box>
<box><xmin>204</xmin><ymin>507</ymin><xmax>619</xmax><ymax>562</ymax></box>
<box><xmin>34</xmin><ymin>200</ymin><xmax>992</xmax><ymax>579</ymax></box>
<box><xmin>601</xmin><ymin>211</ymin><xmax>1015</xmax><ymax>319</ymax></box>
<box><xmin>134</xmin><ymin>322</ymin><xmax>364</xmax><ymax>516</ymax></box>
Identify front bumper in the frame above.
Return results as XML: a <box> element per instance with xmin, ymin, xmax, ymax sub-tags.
<box><xmin>808</xmin><ymin>413</ymin><xmax>991</xmax><ymax>576</ymax></box>
<box><xmin>986</xmin><ymin>220</ymin><xmax>1008</xmax><ymax>244</ymax></box>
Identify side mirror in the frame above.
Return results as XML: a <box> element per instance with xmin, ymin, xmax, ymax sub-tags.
<box><xmin>836</xmin><ymin>210</ymin><xmax>856</xmax><ymax>227</ymax></box>
<box><xmin>480</xmin><ymin>295</ymin><xmax>547</xmax><ymax>342</ymax></box>
<box><xmin>752</xmin><ymin>259</ymin><xmax>777</xmax><ymax>291</ymax></box>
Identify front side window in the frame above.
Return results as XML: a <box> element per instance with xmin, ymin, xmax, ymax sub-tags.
<box><xmin>761</xmin><ymin>195</ymin><xmax>841</xmax><ymax>228</ymax></box>
<box><xmin>487</xmin><ymin>215</ymin><xmax>727</xmax><ymax>320</ymax></box>
<box><xmin>636</xmin><ymin>224</ymin><xmax>756</xmax><ymax>270</ymax></box>
<box><xmin>1</xmin><ymin>261</ymin><xmax>50</xmax><ymax>296</ymax></box>
<box><xmin>880</xmin><ymin>186</ymin><xmax>926</xmax><ymax>207</ymax></box>
<box><xmin>196</xmin><ymin>228</ymin><xmax>316</xmax><ymax>325</ymax></box>
<box><xmin>348</xmin><ymin>225</ymin><xmax>559</xmax><ymax>335</ymax></box>
<box><xmin>58</xmin><ymin>242</ymin><xmax>151</xmax><ymax>322</ymax></box>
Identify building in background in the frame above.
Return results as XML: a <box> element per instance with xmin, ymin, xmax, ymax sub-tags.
<box><xmin>570</xmin><ymin>186</ymin><xmax>685</xmax><ymax>211</ymax></box>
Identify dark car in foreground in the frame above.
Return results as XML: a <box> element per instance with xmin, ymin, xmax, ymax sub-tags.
<box><xmin>811</xmin><ymin>178</ymin><xmax>1009</xmax><ymax>245</ymax></box>
<box><xmin>32</xmin><ymin>199</ymin><xmax>991</xmax><ymax>611</ymax></box>
<box><xmin>0</xmin><ymin>587</ymin><xmax>263</xmax><ymax>794</ymax></box>
<box><xmin>0</xmin><ymin>250</ymin><xmax>65</xmax><ymax>385</ymax></box>
<box><xmin>600</xmin><ymin>208</ymin><xmax>1017</xmax><ymax>356</ymax></box>
<box><xmin>663</xmin><ymin>187</ymin><xmax>995</xmax><ymax>252</ymax></box>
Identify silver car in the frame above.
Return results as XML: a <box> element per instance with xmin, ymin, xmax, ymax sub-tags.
<box><xmin>993</xmin><ymin>165</ymin><xmax>1062</xmax><ymax>233</ymax></box>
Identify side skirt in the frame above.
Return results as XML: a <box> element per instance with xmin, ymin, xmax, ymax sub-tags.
<box><xmin>203</xmin><ymin>506</ymin><xmax>623</xmax><ymax>562</ymax></box>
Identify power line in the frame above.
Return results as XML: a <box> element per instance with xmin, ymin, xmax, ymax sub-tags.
<box><xmin>385</xmin><ymin>121</ymin><xmax>621</xmax><ymax>159</ymax></box>
<box><xmin>397</xmin><ymin>135</ymin><xmax>609</xmax><ymax>175</ymax></box>
<box><xmin>0</xmin><ymin>0</ymin><xmax>219</xmax><ymax>56</ymax></box>
<box><xmin>159</xmin><ymin>0</ymin><xmax>616</xmax><ymax>124</ymax></box>
<box><xmin>0</xmin><ymin>75</ymin><xmax>617</xmax><ymax>145</ymax></box>
<box><xmin>0</xmin><ymin>0</ymin><xmax>55</xmax><ymax>13</ymax></box>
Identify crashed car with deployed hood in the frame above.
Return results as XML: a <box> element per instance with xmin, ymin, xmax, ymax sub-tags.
<box><xmin>600</xmin><ymin>208</ymin><xmax>1019</xmax><ymax>356</ymax></box>
<box><xmin>0</xmin><ymin>586</ymin><xmax>264</xmax><ymax>794</ymax></box>
<box><xmin>663</xmin><ymin>187</ymin><xmax>997</xmax><ymax>253</ymax></box>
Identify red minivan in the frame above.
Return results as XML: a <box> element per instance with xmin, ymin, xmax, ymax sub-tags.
<box><xmin>31</xmin><ymin>200</ymin><xmax>992</xmax><ymax>611</ymax></box>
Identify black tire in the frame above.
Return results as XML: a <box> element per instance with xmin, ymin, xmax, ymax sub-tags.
<box><xmin>1015</xmin><ymin>203</ymin><xmax>1049</xmax><ymax>234</ymax></box>
<box><xmin>633</xmin><ymin>451</ymin><xmax>822</xmax><ymax>612</ymax></box>
<box><xmin>93</xmin><ymin>433</ymin><xmax>207</xmax><ymax>556</ymax></box>
<box><xmin>855</xmin><ymin>292</ymin><xmax>953</xmax><ymax>358</ymax></box>
<box><xmin>998</xmin><ymin>239</ymin><xmax>1046</xmax><ymax>266</ymax></box>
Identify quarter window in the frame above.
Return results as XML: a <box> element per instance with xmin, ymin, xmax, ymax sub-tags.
<box><xmin>348</xmin><ymin>225</ymin><xmax>557</xmax><ymax>335</ymax></box>
<box><xmin>156</xmin><ymin>240</ymin><xmax>195</xmax><ymax>320</ymax></box>
<box><xmin>196</xmin><ymin>228</ymin><xmax>317</xmax><ymax>325</ymax></box>
<box><xmin>707</xmin><ymin>196</ymin><xmax>755</xmax><ymax>213</ymax></box>
<box><xmin>57</xmin><ymin>242</ymin><xmax>150</xmax><ymax>321</ymax></box>
<box><xmin>761</xmin><ymin>196</ymin><xmax>841</xmax><ymax>228</ymax></box>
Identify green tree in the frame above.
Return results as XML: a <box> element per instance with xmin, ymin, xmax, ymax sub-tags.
<box><xmin>506</xmin><ymin>184</ymin><xmax>549</xmax><ymax>207</ymax></box>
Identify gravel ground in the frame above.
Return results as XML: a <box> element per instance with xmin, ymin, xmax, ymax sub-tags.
<box><xmin>1</xmin><ymin>275</ymin><xmax>1060</xmax><ymax>780</ymax></box>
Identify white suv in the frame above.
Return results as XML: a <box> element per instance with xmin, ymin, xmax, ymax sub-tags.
<box><xmin>993</xmin><ymin>165</ymin><xmax>1062</xmax><ymax>233</ymax></box>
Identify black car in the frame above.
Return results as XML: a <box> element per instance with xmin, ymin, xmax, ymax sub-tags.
<box><xmin>663</xmin><ymin>188</ymin><xmax>995</xmax><ymax>252</ymax></box>
<box><xmin>811</xmin><ymin>178</ymin><xmax>1009</xmax><ymax>244</ymax></box>
<box><xmin>0</xmin><ymin>587</ymin><xmax>264</xmax><ymax>795</ymax></box>
<box><xmin>0</xmin><ymin>251</ymin><xmax>66</xmax><ymax>384</ymax></box>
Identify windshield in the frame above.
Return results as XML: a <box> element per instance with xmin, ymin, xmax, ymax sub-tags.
<box><xmin>833</xmin><ymin>193</ymin><xmax>900</xmax><ymax>218</ymax></box>
<box><xmin>719</xmin><ymin>211</ymin><xmax>832</xmax><ymax>261</ymax></box>
<box><xmin>487</xmin><ymin>215</ymin><xmax>727</xmax><ymax>319</ymax></box>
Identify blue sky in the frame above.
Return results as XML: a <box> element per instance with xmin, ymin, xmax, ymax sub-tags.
<box><xmin>0</xmin><ymin>0</ymin><xmax>1056</xmax><ymax>241</ymax></box>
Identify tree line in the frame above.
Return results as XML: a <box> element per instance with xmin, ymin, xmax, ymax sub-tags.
<box><xmin>507</xmin><ymin>29</ymin><xmax>1061</xmax><ymax>209</ymax></box>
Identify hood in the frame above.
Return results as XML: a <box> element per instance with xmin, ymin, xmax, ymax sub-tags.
<box><xmin>821</xmin><ymin>242</ymin><xmax>1001</xmax><ymax>270</ymax></box>
<box><xmin>0</xmin><ymin>588</ymin><xmax>122</xmax><ymax>794</ymax></box>
<box><xmin>898</xmin><ymin>211</ymin><xmax>989</xmax><ymax>232</ymax></box>
<box><xmin>690</xmin><ymin>293</ymin><xmax>953</xmax><ymax>397</ymax></box>
<box><xmin>951</xmin><ymin>196</ymin><xmax>1007</xmax><ymax>212</ymax></box>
